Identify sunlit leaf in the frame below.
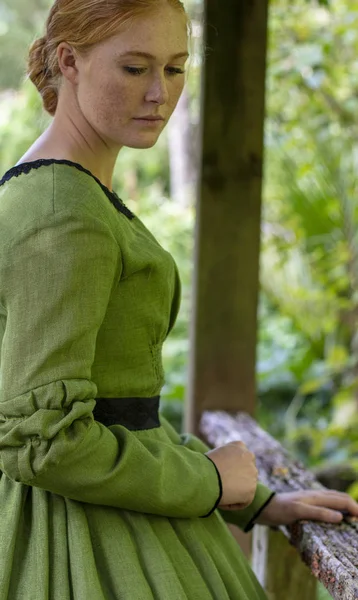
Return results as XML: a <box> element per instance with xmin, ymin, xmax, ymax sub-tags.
<box><xmin>347</xmin><ymin>481</ymin><xmax>358</xmax><ymax>501</ymax></box>
<box><xmin>299</xmin><ymin>377</ymin><xmax>328</xmax><ymax>395</ymax></box>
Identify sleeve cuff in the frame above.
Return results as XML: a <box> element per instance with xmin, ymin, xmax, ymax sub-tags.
<box><xmin>199</xmin><ymin>455</ymin><xmax>223</xmax><ymax>518</ymax></box>
<box><xmin>243</xmin><ymin>491</ymin><xmax>276</xmax><ymax>532</ymax></box>
<box><xmin>218</xmin><ymin>482</ymin><xmax>276</xmax><ymax>532</ymax></box>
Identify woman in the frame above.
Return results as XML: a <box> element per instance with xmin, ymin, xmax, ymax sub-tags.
<box><xmin>0</xmin><ymin>1</ymin><xmax>357</xmax><ymax>598</ymax></box>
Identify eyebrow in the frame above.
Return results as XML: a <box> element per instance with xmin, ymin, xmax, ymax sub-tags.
<box><xmin>116</xmin><ymin>51</ymin><xmax>189</xmax><ymax>60</ymax></box>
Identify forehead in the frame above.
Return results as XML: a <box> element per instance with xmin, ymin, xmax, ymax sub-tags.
<box><xmin>101</xmin><ymin>7</ymin><xmax>188</xmax><ymax>59</ymax></box>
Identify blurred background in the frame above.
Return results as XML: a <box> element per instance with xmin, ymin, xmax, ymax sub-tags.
<box><xmin>1</xmin><ymin>0</ymin><xmax>358</xmax><ymax>505</ymax></box>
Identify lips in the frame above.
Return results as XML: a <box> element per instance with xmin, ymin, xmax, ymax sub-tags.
<box><xmin>135</xmin><ymin>117</ymin><xmax>164</xmax><ymax>121</ymax></box>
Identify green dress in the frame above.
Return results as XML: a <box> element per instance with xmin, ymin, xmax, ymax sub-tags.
<box><xmin>0</xmin><ymin>159</ymin><xmax>273</xmax><ymax>599</ymax></box>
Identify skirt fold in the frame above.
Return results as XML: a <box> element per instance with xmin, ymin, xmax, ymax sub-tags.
<box><xmin>0</xmin><ymin>469</ymin><xmax>268</xmax><ymax>600</ymax></box>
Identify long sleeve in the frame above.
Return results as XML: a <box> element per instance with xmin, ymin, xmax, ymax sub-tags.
<box><xmin>160</xmin><ymin>418</ymin><xmax>275</xmax><ymax>531</ymax></box>
<box><xmin>0</xmin><ymin>208</ymin><xmax>222</xmax><ymax>519</ymax></box>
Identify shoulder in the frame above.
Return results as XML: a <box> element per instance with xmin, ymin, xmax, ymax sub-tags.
<box><xmin>0</xmin><ymin>161</ymin><xmax>118</xmax><ymax>248</ymax></box>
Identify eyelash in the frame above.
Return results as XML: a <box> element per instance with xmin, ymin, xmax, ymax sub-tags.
<box><xmin>124</xmin><ymin>67</ymin><xmax>185</xmax><ymax>76</ymax></box>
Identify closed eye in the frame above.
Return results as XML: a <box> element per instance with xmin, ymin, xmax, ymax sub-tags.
<box><xmin>124</xmin><ymin>67</ymin><xmax>185</xmax><ymax>76</ymax></box>
<box><xmin>166</xmin><ymin>67</ymin><xmax>186</xmax><ymax>75</ymax></box>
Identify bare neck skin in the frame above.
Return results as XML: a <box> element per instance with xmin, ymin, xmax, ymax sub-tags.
<box><xmin>16</xmin><ymin>113</ymin><xmax>119</xmax><ymax>193</ymax></box>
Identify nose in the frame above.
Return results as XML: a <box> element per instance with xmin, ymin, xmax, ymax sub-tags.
<box><xmin>145</xmin><ymin>72</ymin><xmax>169</xmax><ymax>105</ymax></box>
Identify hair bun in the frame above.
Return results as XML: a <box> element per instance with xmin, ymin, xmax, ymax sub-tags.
<box><xmin>28</xmin><ymin>36</ymin><xmax>48</xmax><ymax>81</ymax></box>
<box><xmin>27</xmin><ymin>36</ymin><xmax>58</xmax><ymax>116</ymax></box>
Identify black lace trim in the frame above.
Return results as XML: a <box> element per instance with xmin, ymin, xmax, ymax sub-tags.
<box><xmin>0</xmin><ymin>158</ymin><xmax>135</xmax><ymax>220</ymax></box>
<box><xmin>93</xmin><ymin>396</ymin><xmax>161</xmax><ymax>430</ymax></box>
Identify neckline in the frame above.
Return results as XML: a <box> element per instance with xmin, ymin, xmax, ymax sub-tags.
<box><xmin>0</xmin><ymin>158</ymin><xmax>135</xmax><ymax>220</ymax></box>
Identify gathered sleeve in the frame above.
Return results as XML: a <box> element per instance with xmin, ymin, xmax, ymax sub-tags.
<box><xmin>0</xmin><ymin>208</ymin><xmax>222</xmax><ymax>519</ymax></box>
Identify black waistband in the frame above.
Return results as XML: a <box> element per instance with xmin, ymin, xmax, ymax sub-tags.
<box><xmin>93</xmin><ymin>396</ymin><xmax>160</xmax><ymax>431</ymax></box>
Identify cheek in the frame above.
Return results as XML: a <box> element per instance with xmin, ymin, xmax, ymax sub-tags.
<box><xmin>81</xmin><ymin>79</ymin><xmax>132</xmax><ymax>124</ymax></box>
<box><xmin>168</xmin><ymin>80</ymin><xmax>186</xmax><ymax>109</ymax></box>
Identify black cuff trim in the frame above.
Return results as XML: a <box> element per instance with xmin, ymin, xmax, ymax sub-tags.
<box><xmin>199</xmin><ymin>455</ymin><xmax>223</xmax><ymax>518</ymax></box>
<box><xmin>244</xmin><ymin>491</ymin><xmax>276</xmax><ymax>533</ymax></box>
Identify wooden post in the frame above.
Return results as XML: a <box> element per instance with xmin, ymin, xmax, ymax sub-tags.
<box><xmin>184</xmin><ymin>0</ymin><xmax>269</xmax><ymax>436</ymax></box>
<box><xmin>252</xmin><ymin>527</ymin><xmax>317</xmax><ymax>600</ymax></box>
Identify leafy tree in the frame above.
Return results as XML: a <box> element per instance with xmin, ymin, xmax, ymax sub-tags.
<box><xmin>259</xmin><ymin>0</ymin><xmax>358</xmax><ymax>486</ymax></box>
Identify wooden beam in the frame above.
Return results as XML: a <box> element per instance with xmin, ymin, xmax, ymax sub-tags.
<box><xmin>184</xmin><ymin>0</ymin><xmax>269</xmax><ymax>435</ymax></box>
<box><xmin>200</xmin><ymin>411</ymin><xmax>358</xmax><ymax>599</ymax></box>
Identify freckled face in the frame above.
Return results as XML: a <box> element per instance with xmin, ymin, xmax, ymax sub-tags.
<box><xmin>74</xmin><ymin>5</ymin><xmax>189</xmax><ymax>150</ymax></box>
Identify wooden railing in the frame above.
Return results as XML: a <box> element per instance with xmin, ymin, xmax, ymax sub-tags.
<box><xmin>200</xmin><ymin>411</ymin><xmax>358</xmax><ymax>600</ymax></box>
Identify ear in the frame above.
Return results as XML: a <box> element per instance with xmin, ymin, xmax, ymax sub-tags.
<box><xmin>57</xmin><ymin>42</ymin><xmax>80</xmax><ymax>84</ymax></box>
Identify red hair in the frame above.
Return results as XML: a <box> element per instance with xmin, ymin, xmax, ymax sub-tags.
<box><xmin>27</xmin><ymin>0</ymin><xmax>190</xmax><ymax>116</ymax></box>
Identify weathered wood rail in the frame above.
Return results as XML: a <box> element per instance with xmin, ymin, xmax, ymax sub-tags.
<box><xmin>200</xmin><ymin>411</ymin><xmax>358</xmax><ymax>600</ymax></box>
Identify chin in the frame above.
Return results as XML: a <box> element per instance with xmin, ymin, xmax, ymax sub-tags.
<box><xmin>124</xmin><ymin>138</ymin><xmax>160</xmax><ymax>150</ymax></box>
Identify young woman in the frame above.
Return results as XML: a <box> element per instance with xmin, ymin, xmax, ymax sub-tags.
<box><xmin>0</xmin><ymin>1</ymin><xmax>357</xmax><ymax>598</ymax></box>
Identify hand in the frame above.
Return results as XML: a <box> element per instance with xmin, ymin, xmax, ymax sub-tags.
<box><xmin>254</xmin><ymin>490</ymin><xmax>358</xmax><ymax>527</ymax></box>
<box><xmin>205</xmin><ymin>441</ymin><xmax>258</xmax><ymax>509</ymax></box>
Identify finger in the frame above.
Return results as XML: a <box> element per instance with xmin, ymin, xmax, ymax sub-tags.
<box><xmin>298</xmin><ymin>491</ymin><xmax>354</xmax><ymax>507</ymax></box>
<box><xmin>320</xmin><ymin>489</ymin><xmax>358</xmax><ymax>501</ymax></box>
<box><xmin>220</xmin><ymin>502</ymin><xmax>250</xmax><ymax>511</ymax></box>
<box><xmin>296</xmin><ymin>503</ymin><xmax>343</xmax><ymax>524</ymax></box>
<box><xmin>322</xmin><ymin>489</ymin><xmax>350</xmax><ymax>495</ymax></box>
<box><xmin>326</xmin><ymin>492</ymin><xmax>358</xmax><ymax>516</ymax></box>
<box><xmin>222</xmin><ymin>503</ymin><xmax>248</xmax><ymax>511</ymax></box>
<box><xmin>304</xmin><ymin>492</ymin><xmax>358</xmax><ymax>517</ymax></box>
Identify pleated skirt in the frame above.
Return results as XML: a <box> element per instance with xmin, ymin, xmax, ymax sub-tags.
<box><xmin>0</xmin><ymin>471</ymin><xmax>268</xmax><ymax>599</ymax></box>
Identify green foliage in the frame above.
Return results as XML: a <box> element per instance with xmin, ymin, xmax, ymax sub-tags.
<box><xmin>0</xmin><ymin>0</ymin><xmax>51</xmax><ymax>90</ymax></box>
<box><xmin>259</xmin><ymin>0</ymin><xmax>358</xmax><ymax>478</ymax></box>
<box><xmin>317</xmin><ymin>583</ymin><xmax>332</xmax><ymax>600</ymax></box>
<box><xmin>0</xmin><ymin>0</ymin><xmax>357</xmax><ymax>477</ymax></box>
<box><xmin>0</xmin><ymin>79</ymin><xmax>49</xmax><ymax>172</ymax></box>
